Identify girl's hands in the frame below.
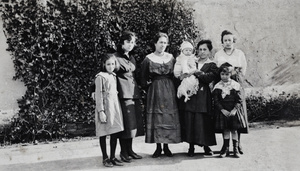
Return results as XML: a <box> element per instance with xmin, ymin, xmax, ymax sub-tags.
<box><xmin>221</xmin><ymin>109</ymin><xmax>230</xmax><ymax>117</ymax></box>
<box><xmin>230</xmin><ymin>108</ymin><xmax>237</xmax><ymax>116</ymax></box>
<box><xmin>99</xmin><ymin>111</ymin><xmax>107</xmax><ymax>123</ymax></box>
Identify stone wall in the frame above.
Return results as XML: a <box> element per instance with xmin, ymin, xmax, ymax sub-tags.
<box><xmin>0</xmin><ymin>0</ymin><xmax>299</xmax><ymax>117</ymax></box>
<box><xmin>188</xmin><ymin>0</ymin><xmax>300</xmax><ymax>87</ymax></box>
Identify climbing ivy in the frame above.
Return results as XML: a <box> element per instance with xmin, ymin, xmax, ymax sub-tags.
<box><xmin>0</xmin><ymin>0</ymin><xmax>200</xmax><ymax>144</ymax></box>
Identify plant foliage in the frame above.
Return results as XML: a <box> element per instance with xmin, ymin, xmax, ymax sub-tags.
<box><xmin>0</xmin><ymin>0</ymin><xmax>200</xmax><ymax>144</ymax></box>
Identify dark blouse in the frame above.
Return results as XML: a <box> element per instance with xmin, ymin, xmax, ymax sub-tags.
<box><xmin>184</xmin><ymin>62</ymin><xmax>219</xmax><ymax>113</ymax></box>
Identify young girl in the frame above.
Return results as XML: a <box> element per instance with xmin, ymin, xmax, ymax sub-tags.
<box><xmin>95</xmin><ymin>54</ymin><xmax>124</xmax><ymax>167</ymax></box>
<box><xmin>213</xmin><ymin>62</ymin><xmax>245</xmax><ymax>158</ymax></box>
<box><xmin>174</xmin><ymin>41</ymin><xmax>199</xmax><ymax>102</ymax></box>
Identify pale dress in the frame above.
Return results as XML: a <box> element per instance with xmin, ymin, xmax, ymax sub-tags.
<box><xmin>95</xmin><ymin>72</ymin><xmax>124</xmax><ymax>137</ymax></box>
<box><xmin>174</xmin><ymin>54</ymin><xmax>199</xmax><ymax>102</ymax></box>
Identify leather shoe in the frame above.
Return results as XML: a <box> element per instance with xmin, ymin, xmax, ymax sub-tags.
<box><xmin>103</xmin><ymin>158</ymin><xmax>113</xmax><ymax>167</ymax></box>
<box><xmin>238</xmin><ymin>144</ymin><xmax>244</xmax><ymax>154</ymax></box>
<box><xmin>152</xmin><ymin>148</ymin><xmax>162</xmax><ymax>158</ymax></box>
<box><xmin>129</xmin><ymin>152</ymin><xmax>142</xmax><ymax>159</ymax></box>
<box><xmin>110</xmin><ymin>158</ymin><xmax>123</xmax><ymax>166</ymax></box>
<box><xmin>204</xmin><ymin>146</ymin><xmax>214</xmax><ymax>155</ymax></box>
<box><xmin>187</xmin><ymin>148</ymin><xmax>195</xmax><ymax>157</ymax></box>
<box><xmin>163</xmin><ymin>148</ymin><xmax>173</xmax><ymax>157</ymax></box>
<box><xmin>120</xmin><ymin>153</ymin><xmax>131</xmax><ymax>163</ymax></box>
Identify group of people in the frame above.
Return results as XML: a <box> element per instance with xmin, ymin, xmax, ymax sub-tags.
<box><xmin>94</xmin><ymin>30</ymin><xmax>249</xmax><ymax>167</ymax></box>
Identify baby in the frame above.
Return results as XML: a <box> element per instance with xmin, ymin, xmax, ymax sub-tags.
<box><xmin>174</xmin><ymin>41</ymin><xmax>199</xmax><ymax>102</ymax></box>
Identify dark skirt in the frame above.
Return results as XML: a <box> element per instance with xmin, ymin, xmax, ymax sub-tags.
<box><xmin>183</xmin><ymin>112</ymin><xmax>216</xmax><ymax>146</ymax></box>
<box><xmin>215</xmin><ymin>111</ymin><xmax>242</xmax><ymax>133</ymax></box>
<box><xmin>119</xmin><ymin>99</ymin><xmax>145</xmax><ymax>138</ymax></box>
<box><xmin>145</xmin><ymin>78</ymin><xmax>181</xmax><ymax>143</ymax></box>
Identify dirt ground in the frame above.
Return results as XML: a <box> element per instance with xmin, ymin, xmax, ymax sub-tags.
<box><xmin>0</xmin><ymin>122</ymin><xmax>300</xmax><ymax>171</ymax></box>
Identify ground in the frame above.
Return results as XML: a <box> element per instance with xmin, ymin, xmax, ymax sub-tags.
<box><xmin>1</xmin><ymin>122</ymin><xmax>300</xmax><ymax>171</ymax></box>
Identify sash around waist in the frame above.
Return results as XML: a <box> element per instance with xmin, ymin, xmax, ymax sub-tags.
<box><xmin>152</xmin><ymin>75</ymin><xmax>171</xmax><ymax>81</ymax></box>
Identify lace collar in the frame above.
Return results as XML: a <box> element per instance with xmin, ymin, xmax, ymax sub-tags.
<box><xmin>213</xmin><ymin>79</ymin><xmax>240</xmax><ymax>98</ymax></box>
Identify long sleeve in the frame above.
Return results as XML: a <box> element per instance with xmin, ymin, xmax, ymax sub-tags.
<box><xmin>173</xmin><ymin>59</ymin><xmax>183</xmax><ymax>79</ymax></box>
<box><xmin>234</xmin><ymin>89</ymin><xmax>243</xmax><ymax>109</ymax></box>
<box><xmin>194</xmin><ymin>63</ymin><xmax>218</xmax><ymax>84</ymax></box>
<box><xmin>95</xmin><ymin>76</ymin><xmax>105</xmax><ymax>113</ymax></box>
<box><xmin>140</xmin><ymin>57</ymin><xmax>150</xmax><ymax>89</ymax></box>
<box><xmin>213</xmin><ymin>89</ymin><xmax>224</xmax><ymax>111</ymax></box>
<box><xmin>239</xmin><ymin>51</ymin><xmax>247</xmax><ymax>75</ymax></box>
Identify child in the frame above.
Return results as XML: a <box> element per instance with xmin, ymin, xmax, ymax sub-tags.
<box><xmin>213</xmin><ymin>62</ymin><xmax>245</xmax><ymax>158</ymax></box>
<box><xmin>95</xmin><ymin>54</ymin><xmax>124</xmax><ymax>167</ymax></box>
<box><xmin>174</xmin><ymin>41</ymin><xmax>199</xmax><ymax>102</ymax></box>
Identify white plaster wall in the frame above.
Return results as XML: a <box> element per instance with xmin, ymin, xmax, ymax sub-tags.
<box><xmin>190</xmin><ymin>0</ymin><xmax>300</xmax><ymax>87</ymax></box>
<box><xmin>0</xmin><ymin>0</ymin><xmax>300</xmax><ymax>113</ymax></box>
<box><xmin>0</xmin><ymin>18</ymin><xmax>26</xmax><ymax>111</ymax></box>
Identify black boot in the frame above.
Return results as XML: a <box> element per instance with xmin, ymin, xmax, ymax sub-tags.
<box><xmin>187</xmin><ymin>143</ymin><xmax>195</xmax><ymax>157</ymax></box>
<box><xmin>219</xmin><ymin>139</ymin><xmax>229</xmax><ymax>158</ymax></box>
<box><xmin>233</xmin><ymin>140</ymin><xmax>240</xmax><ymax>158</ymax></box>
<box><xmin>204</xmin><ymin>146</ymin><xmax>214</xmax><ymax>156</ymax></box>
<box><xmin>119</xmin><ymin>139</ymin><xmax>131</xmax><ymax>163</ymax></box>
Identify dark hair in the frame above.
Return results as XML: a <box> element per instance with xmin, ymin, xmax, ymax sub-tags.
<box><xmin>219</xmin><ymin>62</ymin><xmax>233</xmax><ymax>74</ymax></box>
<box><xmin>153</xmin><ymin>32</ymin><xmax>169</xmax><ymax>45</ymax></box>
<box><xmin>116</xmin><ymin>31</ymin><xmax>137</xmax><ymax>51</ymax></box>
<box><xmin>221</xmin><ymin>30</ymin><xmax>236</xmax><ymax>44</ymax></box>
<box><xmin>196</xmin><ymin>39</ymin><xmax>213</xmax><ymax>51</ymax></box>
<box><xmin>101</xmin><ymin>54</ymin><xmax>119</xmax><ymax>72</ymax></box>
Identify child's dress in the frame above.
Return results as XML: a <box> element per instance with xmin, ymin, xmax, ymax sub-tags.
<box><xmin>213</xmin><ymin>79</ymin><xmax>245</xmax><ymax>132</ymax></box>
<box><xmin>174</xmin><ymin>54</ymin><xmax>199</xmax><ymax>102</ymax></box>
<box><xmin>95</xmin><ymin>72</ymin><xmax>124</xmax><ymax>137</ymax></box>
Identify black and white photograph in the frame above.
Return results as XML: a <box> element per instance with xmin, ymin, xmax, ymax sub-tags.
<box><xmin>0</xmin><ymin>0</ymin><xmax>299</xmax><ymax>170</ymax></box>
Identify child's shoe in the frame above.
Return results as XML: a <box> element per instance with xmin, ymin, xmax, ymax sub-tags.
<box><xmin>103</xmin><ymin>158</ymin><xmax>113</xmax><ymax>167</ymax></box>
<box><xmin>233</xmin><ymin>140</ymin><xmax>240</xmax><ymax>158</ymax></box>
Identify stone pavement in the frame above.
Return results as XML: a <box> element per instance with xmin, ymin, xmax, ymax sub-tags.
<box><xmin>1</xmin><ymin>124</ymin><xmax>300</xmax><ymax>171</ymax></box>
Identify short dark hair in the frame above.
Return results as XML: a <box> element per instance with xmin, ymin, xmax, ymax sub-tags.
<box><xmin>116</xmin><ymin>31</ymin><xmax>137</xmax><ymax>51</ymax></box>
<box><xmin>221</xmin><ymin>30</ymin><xmax>236</xmax><ymax>44</ymax></box>
<box><xmin>196</xmin><ymin>39</ymin><xmax>213</xmax><ymax>51</ymax></box>
<box><xmin>219</xmin><ymin>62</ymin><xmax>233</xmax><ymax>74</ymax></box>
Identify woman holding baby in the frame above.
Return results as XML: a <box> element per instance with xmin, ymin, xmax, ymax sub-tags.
<box><xmin>174</xmin><ymin>40</ymin><xmax>218</xmax><ymax>157</ymax></box>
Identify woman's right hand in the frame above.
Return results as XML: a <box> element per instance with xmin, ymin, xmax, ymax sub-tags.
<box><xmin>99</xmin><ymin>111</ymin><xmax>107</xmax><ymax>123</ymax></box>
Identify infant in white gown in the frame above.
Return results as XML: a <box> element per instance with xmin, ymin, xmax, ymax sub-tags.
<box><xmin>174</xmin><ymin>41</ymin><xmax>199</xmax><ymax>102</ymax></box>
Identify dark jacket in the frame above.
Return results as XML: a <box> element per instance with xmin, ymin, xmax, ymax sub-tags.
<box><xmin>114</xmin><ymin>51</ymin><xmax>141</xmax><ymax>99</ymax></box>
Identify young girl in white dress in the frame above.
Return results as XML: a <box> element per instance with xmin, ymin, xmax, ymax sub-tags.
<box><xmin>174</xmin><ymin>41</ymin><xmax>199</xmax><ymax>102</ymax></box>
<box><xmin>95</xmin><ymin>54</ymin><xmax>124</xmax><ymax>167</ymax></box>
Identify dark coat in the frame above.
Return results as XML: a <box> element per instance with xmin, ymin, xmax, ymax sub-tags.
<box><xmin>184</xmin><ymin>62</ymin><xmax>219</xmax><ymax>114</ymax></box>
<box><xmin>114</xmin><ymin>51</ymin><xmax>141</xmax><ymax>99</ymax></box>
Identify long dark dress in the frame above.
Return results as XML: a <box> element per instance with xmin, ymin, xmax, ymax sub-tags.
<box><xmin>114</xmin><ymin>51</ymin><xmax>144</xmax><ymax>138</ymax></box>
<box><xmin>141</xmin><ymin>53</ymin><xmax>181</xmax><ymax>143</ymax></box>
<box><xmin>181</xmin><ymin>61</ymin><xmax>217</xmax><ymax>146</ymax></box>
<box><xmin>213</xmin><ymin>80</ymin><xmax>244</xmax><ymax>132</ymax></box>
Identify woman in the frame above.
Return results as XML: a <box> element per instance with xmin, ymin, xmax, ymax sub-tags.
<box><xmin>114</xmin><ymin>31</ymin><xmax>144</xmax><ymax>162</ymax></box>
<box><xmin>214</xmin><ymin>30</ymin><xmax>249</xmax><ymax>155</ymax></box>
<box><xmin>141</xmin><ymin>32</ymin><xmax>181</xmax><ymax>158</ymax></box>
<box><xmin>176</xmin><ymin>39</ymin><xmax>217</xmax><ymax>157</ymax></box>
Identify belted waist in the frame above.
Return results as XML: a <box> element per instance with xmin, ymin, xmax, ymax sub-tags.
<box><xmin>152</xmin><ymin>75</ymin><xmax>171</xmax><ymax>81</ymax></box>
